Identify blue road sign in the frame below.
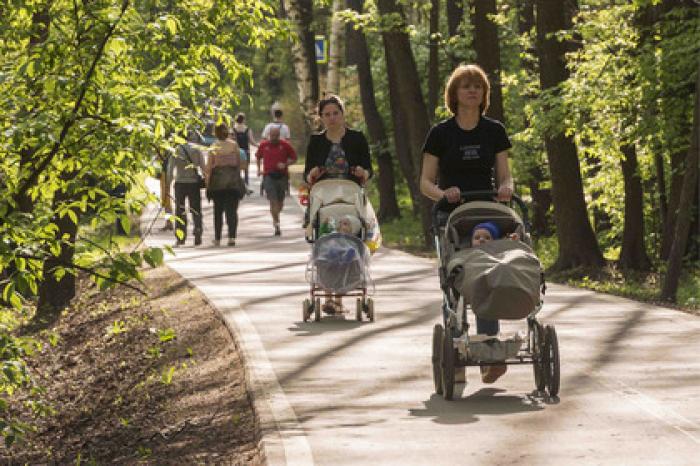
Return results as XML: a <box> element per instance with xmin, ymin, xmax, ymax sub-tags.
<box><xmin>315</xmin><ymin>35</ymin><xmax>328</xmax><ymax>64</ymax></box>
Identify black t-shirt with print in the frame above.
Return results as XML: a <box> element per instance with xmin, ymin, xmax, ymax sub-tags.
<box><xmin>422</xmin><ymin>116</ymin><xmax>511</xmax><ymax>193</ymax></box>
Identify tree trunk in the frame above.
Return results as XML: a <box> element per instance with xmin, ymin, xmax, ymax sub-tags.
<box><xmin>378</xmin><ymin>0</ymin><xmax>433</xmax><ymax>245</ymax></box>
<box><xmin>661</xmin><ymin>61</ymin><xmax>699</xmax><ymax>301</ymax></box>
<box><xmin>326</xmin><ymin>0</ymin><xmax>344</xmax><ymax>95</ymax></box>
<box><xmin>446</xmin><ymin>0</ymin><xmax>464</xmax><ymax>37</ymax></box>
<box><xmin>427</xmin><ymin>0</ymin><xmax>440</xmax><ymax>119</ymax></box>
<box><xmin>283</xmin><ymin>0</ymin><xmax>320</xmax><ymax>138</ymax></box>
<box><xmin>346</xmin><ymin>0</ymin><xmax>400</xmax><ymax>221</ymax></box>
<box><xmin>36</xmin><ymin>189</ymin><xmax>79</xmax><ymax>323</ymax></box>
<box><xmin>619</xmin><ymin>144</ymin><xmax>651</xmax><ymax>271</ymax></box>
<box><xmin>535</xmin><ymin>0</ymin><xmax>604</xmax><ymax>271</ymax></box>
<box><xmin>470</xmin><ymin>0</ymin><xmax>505</xmax><ymax>123</ymax></box>
<box><xmin>661</xmin><ymin>150</ymin><xmax>688</xmax><ymax>258</ymax></box>
<box><xmin>446</xmin><ymin>0</ymin><xmax>464</xmax><ymax>67</ymax></box>
<box><xmin>658</xmin><ymin>1</ymin><xmax>696</xmax><ymax>258</ymax></box>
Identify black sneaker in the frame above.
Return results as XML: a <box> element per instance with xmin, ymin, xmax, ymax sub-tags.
<box><xmin>194</xmin><ymin>236</ymin><xmax>202</xmax><ymax>246</ymax></box>
<box><xmin>174</xmin><ymin>239</ymin><xmax>186</xmax><ymax>247</ymax></box>
<box><xmin>274</xmin><ymin>225</ymin><xmax>281</xmax><ymax>236</ymax></box>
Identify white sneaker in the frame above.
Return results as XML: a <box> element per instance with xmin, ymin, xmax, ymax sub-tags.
<box><xmin>211</xmin><ymin>239</ymin><xmax>220</xmax><ymax>246</ymax></box>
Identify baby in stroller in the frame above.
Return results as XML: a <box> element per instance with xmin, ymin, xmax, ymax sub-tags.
<box><xmin>430</xmin><ymin>192</ymin><xmax>559</xmax><ymax>399</ymax></box>
<box><xmin>302</xmin><ymin>178</ymin><xmax>376</xmax><ymax>322</ymax></box>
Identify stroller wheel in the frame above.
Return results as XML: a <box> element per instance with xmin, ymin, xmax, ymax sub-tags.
<box><xmin>544</xmin><ymin>325</ymin><xmax>560</xmax><ymax>397</ymax></box>
<box><xmin>432</xmin><ymin>324</ymin><xmax>444</xmax><ymax>395</ymax></box>
<box><xmin>314</xmin><ymin>297</ymin><xmax>321</xmax><ymax>322</ymax></box>
<box><xmin>441</xmin><ymin>327</ymin><xmax>456</xmax><ymax>400</ymax></box>
<box><xmin>366</xmin><ymin>298</ymin><xmax>375</xmax><ymax>322</ymax></box>
<box><xmin>355</xmin><ymin>298</ymin><xmax>363</xmax><ymax>321</ymax></box>
<box><xmin>531</xmin><ymin>321</ymin><xmax>546</xmax><ymax>392</ymax></box>
<box><xmin>302</xmin><ymin>298</ymin><xmax>311</xmax><ymax>322</ymax></box>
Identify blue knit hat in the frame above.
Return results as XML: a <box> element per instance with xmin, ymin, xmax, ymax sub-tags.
<box><xmin>472</xmin><ymin>221</ymin><xmax>501</xmax><ymax>240</ymax></box>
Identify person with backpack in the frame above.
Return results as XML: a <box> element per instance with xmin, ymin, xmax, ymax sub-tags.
<box><xmin>205</xmin><ymin>124</ymin><xmax>245</xmax><ymax>246</ymax></box>
<box><xmin>233</xmin><ymin>112</ymin><xmax>258</xmax><ymax>186</ymax></box>
<box><xmin>166</xmin><ymin>130</ymin><xmax>205</xmax><ymax>246</ymax></box>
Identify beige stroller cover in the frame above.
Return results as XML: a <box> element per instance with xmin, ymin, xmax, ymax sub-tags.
<box><xmin>446</xmin><ymin>239</ymin><xmax>541</xmax><ymax>320</ymax></box>
<box><xmin>305</xmin><ymin>179</ymin><xmax>381</xmax><ymax>251</ymax></box>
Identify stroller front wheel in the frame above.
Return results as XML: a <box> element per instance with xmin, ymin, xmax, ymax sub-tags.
<box><xmin>432</xmin><ymin>324</ymin><xmax>444</xmax><ymax>395</ymax></box>
<box><xmin>440</xmin><ymin>327</ymin><xmax>456</xmax><ymax>400</ymax></box>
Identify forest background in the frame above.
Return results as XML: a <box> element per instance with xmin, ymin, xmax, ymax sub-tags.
<box><xmin>0</xmin><ymin>0</ymin><xmax>698</xmax><ymax>451</ymax></box>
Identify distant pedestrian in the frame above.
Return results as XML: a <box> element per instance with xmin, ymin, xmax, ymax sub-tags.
<box><xmin>257</xmin><ymin>126</ymin><xmax>297</xmax><ymax>236</ymax></box>
<box><xmin>233</xmin><ymin>113</ymin><xmax>258</xmax><ymax>185</ymax></box>
<box><xmin>205</xmin><ymin>124</ymin><xmax>244</xmax><ymax>247</ymax></box>
<box><xmin>166</xmin><ymin>131</ymin><xmax>205</xmax><ymax>246</ymax></box>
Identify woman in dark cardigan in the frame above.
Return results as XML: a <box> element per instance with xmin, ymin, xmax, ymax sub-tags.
<box><xmin>303</xmin><ymin>95</ymin><xmax>372</xmax><ymax>186</ymax></box>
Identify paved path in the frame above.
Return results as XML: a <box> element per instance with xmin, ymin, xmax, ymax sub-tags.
<box><xmin>144</xmin><ymin>163</ymin><xmax>700</xmax><ymax>466</ymax></box>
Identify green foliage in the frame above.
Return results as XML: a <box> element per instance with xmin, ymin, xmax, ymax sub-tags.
<box><xmin>0</xmin><ymin>0</ymin><xmax>285</xmax><ymax>448</ymax></box>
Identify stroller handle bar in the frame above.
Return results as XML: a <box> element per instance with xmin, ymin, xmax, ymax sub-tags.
<box><xmin>431</xmin><ymin>190</ymin><xmax>530</xmax><ymax>230</ymax></box>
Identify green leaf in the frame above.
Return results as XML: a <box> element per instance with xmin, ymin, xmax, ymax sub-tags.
<box><xmin>119</xmin><ymin>215</ymin><xmax>131</xmax><ymax>235</ymax></box>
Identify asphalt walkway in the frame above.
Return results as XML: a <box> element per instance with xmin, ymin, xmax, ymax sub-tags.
<box><xmin>143</xmin><ymin>161</ymin><xmax>700</xmax><ymax>466</ymax></box>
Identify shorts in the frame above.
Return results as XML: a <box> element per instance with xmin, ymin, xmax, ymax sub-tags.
<box><xmin>263</xmin><ymin>174</ymin><xmax>288</xmax><ymax>201</ymax></box>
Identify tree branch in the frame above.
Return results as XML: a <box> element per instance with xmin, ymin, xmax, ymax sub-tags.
<box><xmin>11</xmin><ymin>0</ymin><xmax>131</xmax><ymax>211</ymax></box>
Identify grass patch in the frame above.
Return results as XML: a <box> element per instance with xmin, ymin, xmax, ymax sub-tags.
<box><xmin>534</xmin><ymin>235</ymin><xmax>699</xmax><ymax>312</ymax></box>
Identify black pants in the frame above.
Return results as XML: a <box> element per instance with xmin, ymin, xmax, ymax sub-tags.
<box><xmin>211</xmin><ymin>190</ymin><xmax>239</xmax><ymax>240</ymax></box>
<box><xmin>174</xmin><ymin>182</ymin><xmax>203</xmax><ymax>240</ymax></box>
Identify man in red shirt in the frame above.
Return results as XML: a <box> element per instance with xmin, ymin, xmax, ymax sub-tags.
<box><xmin>257</xmin><ymin>126</ymin><xmax>297</xmax><ymax>235</ymax></box>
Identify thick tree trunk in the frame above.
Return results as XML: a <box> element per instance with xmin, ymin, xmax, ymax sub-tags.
<box><xmin>427</xmin><ymin>0</ymin><xmax>440</xmax><ymax>119</ymax></box>
<box><xmin>535</xmin><ymin>0</ymin><xmax>604</xmax><ymax>271</ymax></box>
<box><xmin>36</xmin><ymin>189</ymin><xmax>79</xmax><ymax>323</ymax></box>
<box><xmin>346</xmin><ymin>0</ymin><xmax>400</xmax><ymax>221</ymax></box>
<box><xmin>326</xmin><ymin>0</ymin><xmax>344</xmax><ymax>95</ymax></box>
<box><xmin>470</xmin><ymin>0</ymin><xmax>505</xmax><ymax>123</ymax></box>
<box><xmin>661</xmin><ymin>150</ymin><xmax>688</xmax><ymax>258</ymax></box>
<box><xmin>619</xmin><ymin>145</ymin><xmax>651</xmax><ymax>271</ymax></box>
<box><xmin>661</xmin><ymin>62</ymin><xmax>699</xmax><ymax>301</ymax></box>
<box><xmin>385</xmin><ymin>39</ymin><xmax>420</xmax><ymax>214</ymax></box>
<box><xmin>283</xmin><ymin>0</ymin><xmax>320</xmax><ymax>137</ymax></box>
<box><xmin>658</xmin><ymin>1</ymin><xmax>696</xmax><ymax>258</ymax></box>
<box><xmin>378</xmin><ymin>0</ymin><xmax>433</xmax><ymax>245</ymax></box>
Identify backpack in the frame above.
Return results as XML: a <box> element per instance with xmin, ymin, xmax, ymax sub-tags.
<box><xmin>234</xmin><ymin>127</ymin><xmax>249</xmax><ymax>150</ymax></box>
<box><xmin>208</xmin><ymin>165</ymin><xmax>245</xmax><ymax>199</ymax></box>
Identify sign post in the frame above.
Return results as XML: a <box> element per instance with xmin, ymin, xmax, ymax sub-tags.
<box><xmin>315</xmin><ymin>35</ymin><xmax>328</xmax><ymax>64</ymax></box>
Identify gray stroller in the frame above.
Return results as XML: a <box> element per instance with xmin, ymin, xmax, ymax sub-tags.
<box><xmin>431</xmin><ymin>191</ymin><xmax>560</xmax><ymax>400</ymax></box>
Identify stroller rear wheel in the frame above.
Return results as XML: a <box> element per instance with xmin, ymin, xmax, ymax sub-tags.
<box><xmin>355</xmin><ymin>298</ymin><xmax>363</xmax><ymax>321</ymax></box>
<box><xmin>432</xmin><ymin>324</ymin><xmax>444</xmax><ymax>395</ymax></box>
<box><xmin>440</xmin><ymin>327</ymin><xmax>456</xmax><ymax>400</ymax></box>
<box><xmin>544</xmin><ymin>325</ymin><xmax>560</xmax><ymax>397</ymax></box>
<box><xmin>365</xmin><ymin>298</ymin><xmax>375</xmax><ymax>322</ymax></box>
<box><xmin>531</xmin><ymin>321</ymin><xmax>546</xmax><ymax>392</ymax></box>
<box><xmin>314</xmin><ymin>297</ymin><xmax>321</xmax><ymax>322</ymax></box>
<box><xmin>302</xmin><ymin>299</ymin><xmax>312</xmax><ymax>322</ymax></box>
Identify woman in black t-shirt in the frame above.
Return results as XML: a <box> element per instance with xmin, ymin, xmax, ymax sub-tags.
<box><xmin>420</xmin><ymin>64</ymin><xmax>513</xmax><ymax>207</ymax></box>
<box><xmin>420</xmin><ymin>64</ymin><xmax>514</xmax><ymax>384</ymax></box>
<box><xmin>304</xmin><ymin>95</ymin><xmax>372</xmax><ymax>185</ymax></box>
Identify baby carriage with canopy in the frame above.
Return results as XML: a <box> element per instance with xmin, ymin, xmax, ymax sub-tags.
<box><xmin>431</xmin><ymin>191</ymin><xmax>560</xmax><ymax>400</ymax></box>
<box><xmin>302</xmin><ymin>176</ymin><xmax>375</xmax><ymax>322</ymax></box>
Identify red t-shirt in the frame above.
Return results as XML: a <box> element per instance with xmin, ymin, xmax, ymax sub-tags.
<box><xmin>258</xmin><ymin>139</ymin><xmax>297</xmax><ymax>176</ymax></box>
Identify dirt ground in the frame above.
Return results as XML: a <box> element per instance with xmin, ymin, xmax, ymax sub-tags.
<box><xmin>1</xmin><ymin>267</ymin><xmax>263</xmax><ymax>465</ymax></box>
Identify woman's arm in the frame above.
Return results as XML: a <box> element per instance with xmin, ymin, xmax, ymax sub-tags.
<box><xmin>351</xmin><ymin>131</ymin><xmax>372</xmax><ymax>183</ymax></box>
<box><xmin>304</xmin><ymin>136</ymin><xmax>321</xmax><ymax>183</ymax></box>
<box><xmin>420</xmin><ymin>153</ymin><xmax>459</xmax><ymax>202</ymax></box>
<box><xmin>495</xmin><ymin>151</ymin><xmax>513</xmax><ymax>201</ymax></box>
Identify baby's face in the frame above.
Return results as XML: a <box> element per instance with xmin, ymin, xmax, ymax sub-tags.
<box><xmin>338</xmin><ymin>218</ymin><xmax>353</xmax><ymax>234</ymax></box>
<box><xmin>471</xmin><ymin>228</ymin><xmax>493</xmax><ymax>246</ymax></box>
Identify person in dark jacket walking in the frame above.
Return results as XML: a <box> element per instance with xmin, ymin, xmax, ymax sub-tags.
<box><xmin>166</xmin><ymin>131</ymin><xmax>205</xmax><ymax>246</ymax></box>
